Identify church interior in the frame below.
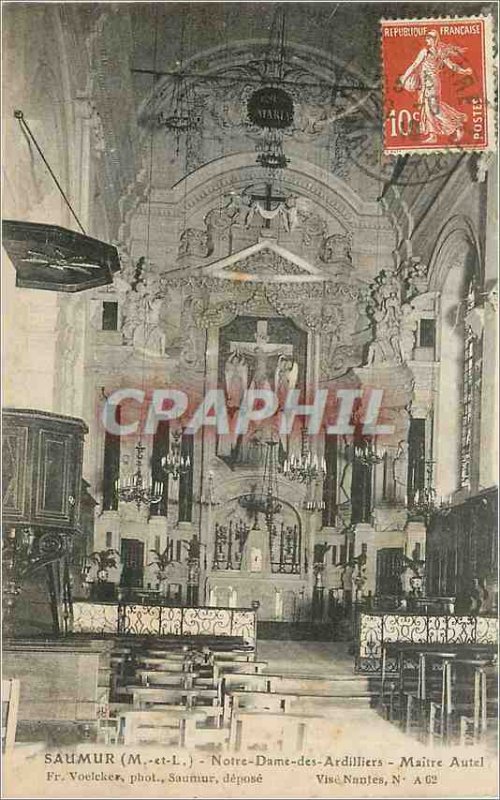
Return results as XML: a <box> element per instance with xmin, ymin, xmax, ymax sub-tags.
<box><xmin>2</xmin><ymin>2</ymin><xmax>498</xmax><ymax>761</ymax></box>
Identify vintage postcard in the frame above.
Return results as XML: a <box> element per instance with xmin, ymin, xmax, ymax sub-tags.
<box><xmin>1</xmin><ymin>2</ymin><xmax>498</xmax><ymax>799</ymax></box>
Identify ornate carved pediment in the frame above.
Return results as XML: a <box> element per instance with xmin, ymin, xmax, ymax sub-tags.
<box><xmin>202</xmin><ymin>240</ymin><xmax>323</xmax><ymax>283</ymax></box>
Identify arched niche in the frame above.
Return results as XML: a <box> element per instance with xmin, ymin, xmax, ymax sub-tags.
<box><xmin>211</xmin><ymin>492</ymin><xmax>303</xmax><ymax>576</ymax></box>
<box><xmin>431</xmin><ymin>223</ymin><xmax>481</xmax><ymax>500</ymax></box>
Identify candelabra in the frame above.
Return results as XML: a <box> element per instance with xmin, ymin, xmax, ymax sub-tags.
<box><xmin>195</xmin><ymin>471</ymin><xmax>220</xmax><ymax>506</ymax></box>
<box><xmin>239</xmin><ymin>439</ymin><xmax>282</xmax><ymax>530</ymax></box>
<box><xmin>256</xmin><ymin>130</ymin><xmax>290</xmax><ymax>171</ymax></box>
<box><xmin>213</xmin><ymin>519</ymin><xmax>251</xmax><ymax>570</ymax></box>
<box><xmin>116</xmin><ymin>440</ymin><xmax>163</xmax><ymax>510</ymax></box>
<box><xmin>303</xmin><ymin>498</ymin><xmax>326</xmax><ymax>512</ymax></box>
<box><xmin>354</xmin><ymin>440</ymin><xmax>384</xmax><ymax>467</ymax></box>
<box><xmin>160</xmin><ymin>429</ymin><xmax>191</xmax><ymax>481</ymax></box>
<box><xmin>410</xmin><ymin>459</ymin><xmax>437</xmax><ymax>521</ymax></box>
<box><xmin>281</xmin><ymin>451</ymin><xmax>327</xmax><ymax>484</ymax></box>
<box><xmin>239</xmin><ymin>488</ymin><xmax>282</xmax><ymax>525</ymax></box>
<box><xmin>269</xmin><ymin>521</ymin><xmax>301</xmax><ymax>574</ymax></box>
<box><xmin>158</xmin><ymin>69</ymin><xmax>201</xmax><ymax>154</ymax></box>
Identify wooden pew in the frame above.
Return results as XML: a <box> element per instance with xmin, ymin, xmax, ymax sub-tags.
<box><xmin>227</xmin><ymin>690</ymin><xmax>372</xmax><ymax>717</ymax></box>
<box><xmin>110</xmin><ymin>650</ymin><xmax>131</xmax><ymax>690</ymax></box>
<box><xmin>136</xmin><ymin>658</ymin><xmax>192</xmax><ymax>672</ymax></box>
<box><xmin>229</xmin><ymin>691</ymin><xmax>285</xmax><ymax>714</ymax></box>
<box><xmin>213</xmin><ymin>651</ymin><xmax>255</xmax><ymax>662</ymax></box>
<box><xmin>381</xmin><ymin>642</ymin><xmax>497</xmax><ymax>745</ymax></box>
<box><xmin>222</xmin><ymin>672</ymin><xmax>371</xmax><ymax>697</ymax></box>
<box><xmin>135</xmin><ymin>670</ymin><xmax>201</xmax><ymax>689</ymax></box>
<box><xmin>222</xmin><ymin>674</ymin><xmax>270</xmax><ymax>693</ymax></box>
<box><xmin>120</xmin><ymin>710</ymin><xmax>183</xmax><ymax>746</ymax></box>
<box><xmin>186</xmin><ymin>726</ymin><xmax>228</xmax><ymax>749</ymax></box>
<box><xmin>120</xmin><ymin>707</ymin><xmax>218</xmax><ymax>747</ymax></box>
<box><xmin>153</xmin><ymin>703</ymin><xmax>224</xmax><ymax>726</ymax></box>
<box><xmin>129</xmin><ymin>686</ymin><xmax>220</xmax><ymax>710</ymax></box>
<box><xmin>217</xmin><ymin>660</ymin><xmax>267</xmax><ymax>675</ymax></box>
<box><xmin>137</xmin><ymin>656</ymin><xmax>191</xmax><ymax>669</ymax></box>
<box><xmin>143</xmin><ymin>650</ymin><xmax>190</xmax><ymax>660</ymax></box>
<box><xmin>229</xmin><ymin>710</ymin><xmax>317</xmax><ymax>752</ymax></box>
<box><xmin>269</xmin><ymin>675</ymin><xmax>369</xmax><ymax>697</ymax></box>
<box><xmin>2</xmin><ymin>679</ymin><xmax>20</xmax><ymax>752</ymax></box>
<box><xmin>229</xmin><ymin>709</ymin><xmax>361</xmax><ymax>753</ymax></box>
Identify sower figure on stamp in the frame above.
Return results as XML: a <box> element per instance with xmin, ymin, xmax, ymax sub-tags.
<box><xmin>398</xmin><ymin>29</ymin><xmax>473</xmax><ymax>144</ymax></box>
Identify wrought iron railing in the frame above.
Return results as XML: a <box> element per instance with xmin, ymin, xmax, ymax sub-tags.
<box><xmin>356</xmin><ymin>611</ymin><xmax>498</xmax><ymax>673</ymax></box>
<box><xmin>71</xmin><ymin>601</ymin><xmax>257</xmax><ymax>645</ymax></box>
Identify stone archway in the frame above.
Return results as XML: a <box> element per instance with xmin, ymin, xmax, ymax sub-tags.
<box><xmin>429</xmin><ymin>222</ymin><xmax>482</xmax><ymax>498</ymax></box>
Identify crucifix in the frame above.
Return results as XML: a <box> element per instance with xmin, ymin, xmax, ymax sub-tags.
<box><xmin>225</xmin><ymin>320</ymin><xmax>297</xmax><ymax>466</ymax></box>
<box><xmin>249</xmin><ymin>183</ymin><xmax>287</xmax><ymax>229</ymax></box>
<box><xmin>230</xmin><ymin>320</ymin><xmax>293</xmax><ymax>390</ymax></box>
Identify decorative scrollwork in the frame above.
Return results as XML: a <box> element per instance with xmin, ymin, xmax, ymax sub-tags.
<box><xmin>121</xmin><ymin>604</ymin><xmax>161</xmax><ymax>635</ymax></box>
<box><xmin>72</xmin><ymin>601</ymin><xmax>119</xmax><ymax>634</ymax></box>
<box><xmin>476</xmin><ymin>616</ymin><xmax>498</xmax><ymax>644</ymax></box>
<box><xmin>183</xmin><ymin>608</ymin><xmax>232</xmax><ymax>637</ymax></box>
<box><xmin>358</xmin><ymin>612</ymin><xmax>498</xmax><ymax>674</ymax></box>
<box><xmin>159</xmin><ymin>607</ymin><xmax>182</xmax><ymax>636</ymax></box>
<box><xmin>37</xmin><ymin>532</ymin><xmax>65</xmax><ymax>559</ymax></box>
<box><xmin>232</xmin><ymin>611</ymin><xmax>257</xmax><ymax>643</ymax></box>
<box><xmin>358</xmin><ymin>613</ymin><xmax>383</xmax><ymax>658</ymax></box>
<box><xmin>71</xmin><ymin>601</ymin><xmax>258</xmax><ymax>642</ymax></box>
<box><xmin>427</xmin><ymin>616</ymin><xmax>448</xmax><ymax>644</ymax></box>
<box><xmin>447</xmin><ymin>615</ymin><xmax>477</xmax><ymax>644</ymax></box>
<box><xmin>383</xmin><ymin>614</ymin><xmax>428</xmax><ymax>644</ymax></box>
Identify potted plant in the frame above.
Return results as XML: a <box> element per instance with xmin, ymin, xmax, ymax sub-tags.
<box><xmin>148</xmin><ymin>546</ymin><xmax>174</xmax><ymax>597</ymax></box>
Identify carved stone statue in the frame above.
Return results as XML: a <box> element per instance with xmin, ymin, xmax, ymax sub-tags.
<box><xmin>400</xmin><ymin>303</ymin><xmax>418</xmax><ymax>362</ymax></box>
<box><xmin>402</xmin><ymin>257</ymin><xmax>428</xmax><ymax>299</ymax></box>
<box><xmin>178</xmin><ymin>228</ymin><xmax>211</xmax><ymax>258</ymax></box>
<box><xmin>300</xmin><ymin>212</ymin><xmax>327</xmax><ymax>246</ymax></box>
<box><xmin>320</xmin><ymin>233</ymin><xmax>352</xmax><ymax>266</ymax></box>
<box><xmin>274</xmin><ymin>354</ymin><xmax>298</xmax><ymax>410</ymax></box>
<box><xmin>225</xmin><ymin>350</ymin><xmax>249</xmax><ymax>409</ymax></box>
<box><xmin>118</xmin><ymin>261</ymin><xmax>167</xmax><ymax>355</ymax></box>
<box><xmin>205</xmin><ymin>202</ymin><xmax>242</xmax><ymax>238</ymax></box>
<box><xmin>366</xmin><ymin>269</ymin><xmax>404</xmax><ymax>366</ymax></box>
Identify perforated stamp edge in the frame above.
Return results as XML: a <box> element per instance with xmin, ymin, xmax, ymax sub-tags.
<box><xmin>380</xmin><ymin>14</ymin><xmax>497</xmax><ymax>156</ymax></box>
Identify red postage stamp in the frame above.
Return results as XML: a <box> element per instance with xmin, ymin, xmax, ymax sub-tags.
<box><xmin>381</xmin><ymin>16</ymin><xmax>495</xmax><ymax>153</ymax></box>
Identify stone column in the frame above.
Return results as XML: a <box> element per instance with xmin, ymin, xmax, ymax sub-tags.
<box><xmin>479</xmin><ymin>161</ymin><xmax>498</xmax><ymax>490</ymax></box>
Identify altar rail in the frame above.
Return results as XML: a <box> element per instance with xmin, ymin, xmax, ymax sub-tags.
<box><xmin>357</xmin><ymin>612</ymin><xmax>498</xmax><ymax>673</ymax></box>
<box><xmin>71</xmin><ymin>602</ymin><xmax>257</xmax><ymax>645</ymax></box>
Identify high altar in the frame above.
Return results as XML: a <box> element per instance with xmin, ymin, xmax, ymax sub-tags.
<box><xmin>86</xmin><ymin>156</ymin><xmax>422</xmax><ymax>623</ymax></box>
